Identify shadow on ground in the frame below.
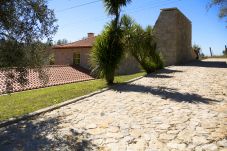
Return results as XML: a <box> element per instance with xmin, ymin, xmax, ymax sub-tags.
<box><xmin>0</xmin><ymin>117</ymin><xmax>97</xmax><ymax>151</ymax></box>
<box><xmin>112</xmin><ymin>60</ymin><xmax>224</xmax><ymax>104</ymax></box>
<box><xmin>113</xmin><ymin>84</ymin><xmax>219</xmax><ymax>104</ymax></box>
<box><xmin>155</xmin><ymin>68</ymin><xmax>183</xmax><ymax>74</ymax></box>
<box><xmin>183</xmin><ymin>60</ymin><xmax>227</xmax><ymax>68</ymax></box>
<box><xmin>145</xmin><ymin>68</ymin><xmax>183</xmax><ymax>79</ymax></box>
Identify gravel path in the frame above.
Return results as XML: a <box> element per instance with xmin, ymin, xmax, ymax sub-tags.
<box><xmin>0</xmin><ymin>58</ymin><xmax>227</xmax><ymax>151</ymax></box>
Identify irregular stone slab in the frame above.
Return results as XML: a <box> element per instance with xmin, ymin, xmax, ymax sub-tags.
<box><xmin>159</xmin><ymin>133</ymin><xmax>175</xmax><ymax>141</ymax></box>
<box><xmin>86</xmin><ymin>124</ymin><xmax>97</xmax><ymax>129</ymax></box>
<box><xmin>192</xmin><ymin>136</ymin><xmax>209</xmax><ymax>145</ymax></box>
<box><xmin>167</xmin><ymin>142</ymin><xmax>186</xmax><ymax>150</ymax></box>
<box><xmin>218</xmin><ymin>139</ymin><xmax>227</xmax><ymax>147</ymax></box>
<box><xmin>201</xmin><ymin>143</ymin><xmax>218</xmax><ymax>151</ymax></box>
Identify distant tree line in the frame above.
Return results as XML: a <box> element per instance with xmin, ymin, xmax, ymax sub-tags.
<box><xmin>55</xmin><ymin>39</ymin><xmax>69</xmax><ymax>45</ymax></box>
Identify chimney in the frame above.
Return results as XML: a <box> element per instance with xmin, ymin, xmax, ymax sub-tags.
<box><xmin>88</xmin><ymin>33</ymin><xmax>94</xmax><ymax>38</ymax></box>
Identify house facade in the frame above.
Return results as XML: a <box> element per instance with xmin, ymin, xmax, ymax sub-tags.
<box><xmin>53</xmin><ymin>33</ymin><xmax>94</xmax><ymax>70</ymax></box>
<box><xmin>53</xmin><ymin>8</ymin><xmax>196</xmax><ymax>74</ymax></box>
<box><xmin>52</xmin><ymin>33</ymin><xmax>141</xmax><ymax>75</ymax></box>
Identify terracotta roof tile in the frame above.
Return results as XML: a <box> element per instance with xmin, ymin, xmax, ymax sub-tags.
<box><xmin>53</xmin><ymin>36</ymin><xmax>96</xmax><ymax>49</ymax></box>
<box><xmin>0</xmin><ymin>66</ymin><xmax>94</xmax><ymax>94</ymax></box>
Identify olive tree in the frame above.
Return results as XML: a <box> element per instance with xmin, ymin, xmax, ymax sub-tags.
<box><xmin>0</xmin><ymin>0</ymin><xmax>58</xmax><ymax>92</ymax></box>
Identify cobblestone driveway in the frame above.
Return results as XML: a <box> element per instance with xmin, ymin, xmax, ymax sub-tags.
<box><xmin>0</xmin><ymin>59</ymin><xmax>227</xmax><ymax>151</ymax></box>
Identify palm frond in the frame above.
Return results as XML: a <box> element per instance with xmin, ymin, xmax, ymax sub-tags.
<box><xmin>90</xmin><ymin>22</ymin><xmax>124</xmax><ymax>84</ymax></box>
<box><xmin>103</xmin><ymin>0</ymin><xmax>132</xmax><ymax>15</ymax></box>
<box><xmin>121</xmin><ymin>15</ymin><xmax>164</xmax><ymax>73</ymax></box>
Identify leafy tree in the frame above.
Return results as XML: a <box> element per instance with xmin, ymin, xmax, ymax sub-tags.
<box><xmin>209</xmin><ymin>0</ymin><xmax>227</xmax><ymax>26</ymax></box>
<box><xmin>192</xmin><ymin>44</ymin><xmax>201</xmax><ymax>59</ymax></box>
<box><xmin>121</xmin><ymin>15</ymin><xmax>163</xmax><ymax>73</ymax></box>
<box><xmin>0</xmin><ymin>0</ymin><xmax>58</xmax><ymax>92</ymax></box>
<box><xmin>91</xmin><ymin>0</ymin><xmax>131</xmax><ymax>84</ymax></box>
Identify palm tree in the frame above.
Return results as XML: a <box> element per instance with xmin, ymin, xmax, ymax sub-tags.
<box><xmin>103</xmin><ymin>0</ymin><xmax>131</xmax><ymax>26</ymax></box>
<box><xmin>121</xmin><ymin>15</ymin><xmax>163</xmax><ymax>74</ymax></box>
<box><xmin>91</xmin><ymin>0</ymin><xmax>131</xmax><ymax>84</ymax></box>
<box><xmin>91</xmin><ymin>22</ymin><xmax>123</xmax><ymax>83</ymax></box>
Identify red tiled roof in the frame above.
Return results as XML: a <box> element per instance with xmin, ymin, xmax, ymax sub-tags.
<box><xmin>0</xmin><ymin>66</ymin><xmax>94</xmax><ymax>94</ymax></box>
<box><xmin>53</xmin><ymin>36</ymin><xmax>96</xmax><ymax>49</ymax></box>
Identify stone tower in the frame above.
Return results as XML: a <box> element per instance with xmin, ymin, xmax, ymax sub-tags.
<box><xmin>154</xmin><ymin>8</ymin><xmax>195</xmax><ymax>66</ymax></box>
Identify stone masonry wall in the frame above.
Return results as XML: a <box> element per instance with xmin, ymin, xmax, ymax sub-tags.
<box><xmin>117</xmin><ymin>53</ymin><xmax>141</xmax><ymax>75</ymax></box>
<box><xmin>154</xmin><ymin>8</ymin><xmax>195</xmax><ymax>66</ymax></box>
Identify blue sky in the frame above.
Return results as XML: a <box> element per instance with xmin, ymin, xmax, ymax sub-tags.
<box><xmin>48</xmin><ymin>0</ymin><xmax>227</xmax><ymax>55</ymax></box>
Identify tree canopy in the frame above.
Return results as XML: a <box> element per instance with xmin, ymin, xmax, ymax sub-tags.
<box><xmin>209</xmin><ymin>0</ymin><xmax>227</xmax><ymax>26</ymax></box>
<box><xmin>0</xmin><ymin>0</ymin><xmax>58</xmax><ymax>92</ymax></box>
<box><xmin>0</xmin><ymin>0</ymin><xmax>57</xmax><ymax>43</ymax></box>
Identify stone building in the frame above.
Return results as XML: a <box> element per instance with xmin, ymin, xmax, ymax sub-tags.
<box><xmin>154</xmin><ymin>8</ymin><xmax>196</xmax><ymax>66</ymax></box>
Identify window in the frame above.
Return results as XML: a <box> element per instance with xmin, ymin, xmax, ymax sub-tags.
<box><xmin>73</xmin><ymin>53</ymin><xmax>80</xmax><ymax>65</ymax></box>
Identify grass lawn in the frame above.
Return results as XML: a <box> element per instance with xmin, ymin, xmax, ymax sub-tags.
<box><xmin>0</xmin><ymin>72</ymin><xmax>145</xmax><ymax>121</ymax></box>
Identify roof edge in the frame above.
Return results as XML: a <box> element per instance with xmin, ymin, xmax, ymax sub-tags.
<box><xmin>160</xmin><ymin>7</ymin><xmax>191</xmax><ymax>23</ymax></box>
<box><xmin>53</xmin><ymin>46</ymin><xmax>92</xmax><ymax>49</ymax></box>
<box><xmin>160</xmin><ymin>7</ymin><xmax>178</xmax><ymax>11</ymax></box>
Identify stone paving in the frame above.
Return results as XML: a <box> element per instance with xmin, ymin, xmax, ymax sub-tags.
<box><xmin>0</xmin><ymin>58</ymin><xmax>227</xmax><ymax>151</ymax></box>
